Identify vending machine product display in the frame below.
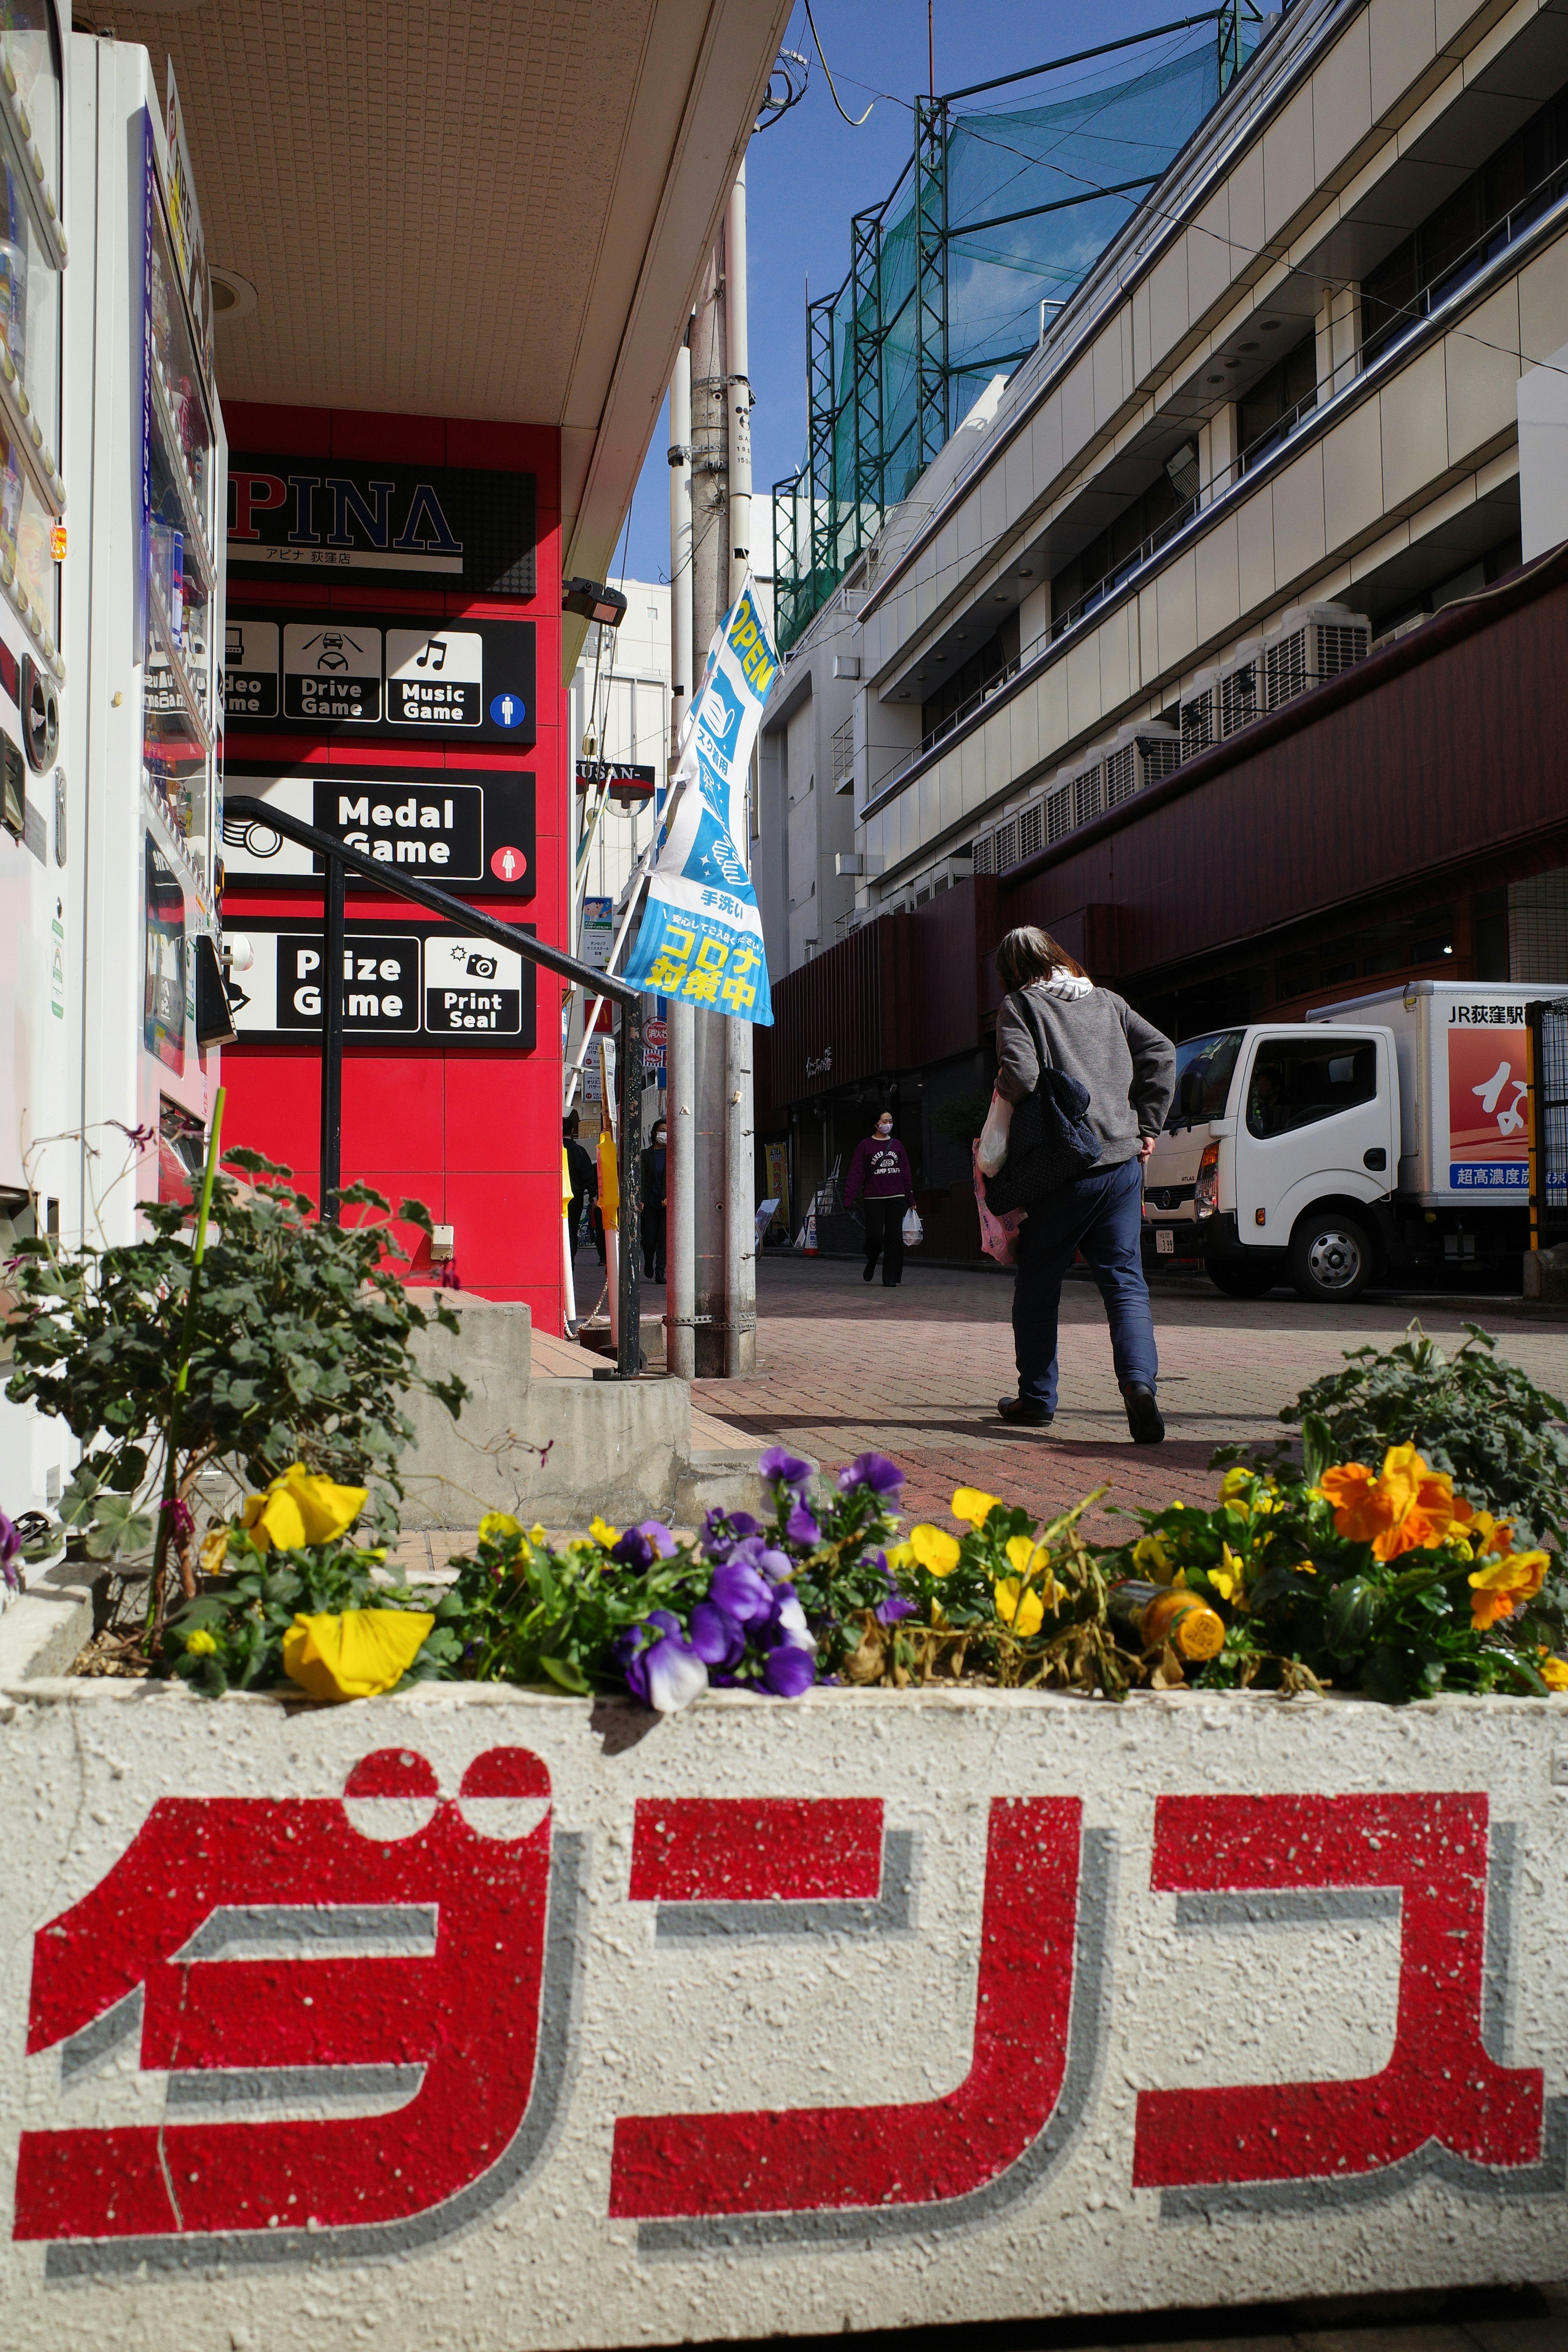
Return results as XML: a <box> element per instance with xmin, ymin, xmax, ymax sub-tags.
<box><xmin>0</xmin><ymin>2</ymin><xmax>74</xmax><ymax>1522</ymax></box>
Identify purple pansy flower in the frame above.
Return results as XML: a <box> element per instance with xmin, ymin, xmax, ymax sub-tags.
<box><xmin>0</xmin><ymin>1508</ymin><xmax>19</xmax><ymax>1595</ymax></box>
<box><xmin>764</xmin><ymin>1584</ymin><xmax>816</xmax><ymax>1653</ymax></box>
<box><xmin>707</xmin><ymin>1559</ymin><xmax>774</xmax><ymax>1624</ymax></box>
<box><xmin>785</xmin><ymin>1499</ymin><xmax>821</xmax><ymax>1546</ymax></box>
<box><xmin>757</xmin><ymin>1545</ymin><xmax>792</xmax><ymax>1582</ymax></box>
<box><xmin>611</xmin><ymin>1519</ymin><xmax>679</xmax><ymax>1571</ymax></box>
<box><xmin>761</xmin><ymin>1644</ymin><xmax>815</xmax><ymax>1697</ymax></box>
<box><xmin>759</xmin><ymin>1446</ymin><xmax>813</xmax><ymax>1493</ymax></box>
<box><xmin>616</xmin><ymin>1612</ymin><xmax>709</xmax><ymax>1713</ymax></box>
<box><xmin>875</xmin><ymin>1592</ymin><xmax>917</xmax><ymax>1626</ymax></box>
<box><xmin>688</xmin><ymin>1601</ymin><xmax>746</xmax><ymax>1671</ymax></box>
<box><xmin>836</xmin><ymin>1452</ymin><xmax>905</xmax><ymax>1495</ymax></box>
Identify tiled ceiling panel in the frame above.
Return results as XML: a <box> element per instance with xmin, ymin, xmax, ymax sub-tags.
<box><xmin>99</xmin><ymin>1</ymin><xmax>665</xmax><ymax>421</ymax></box>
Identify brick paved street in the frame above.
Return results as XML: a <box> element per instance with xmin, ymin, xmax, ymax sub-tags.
<box><xmin>692</xmin><ymin>1257</ymin><xmax>1568</xmax><ymax>1539</ymax></box>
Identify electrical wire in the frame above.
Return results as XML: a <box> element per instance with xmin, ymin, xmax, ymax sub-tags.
<box><xmin>802</xmin><ymin>0</ymin><xmax>877</xmax><ymax>127</ymax></box>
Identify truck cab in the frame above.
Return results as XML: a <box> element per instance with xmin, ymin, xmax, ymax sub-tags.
<box><xmin>1144</xmin><ymin>1023</ymin><xmax>1398</xmax><ymax>1302</ymax></box>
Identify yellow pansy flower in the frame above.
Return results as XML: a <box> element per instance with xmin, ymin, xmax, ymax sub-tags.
<box><xmin>198</xmin><ymin>1526</ymin><xmax>229</xmax><ymax>1577</ymax></box>
<box><xmin>1131</xmin><ymin>1533</ymin><xmax>1171</xmax><ymax>1577</ymax></box>
<box><xmin>951</xmin><ymin>1487</ymin><xmax>1001</xmax><ymax>1526</ymax></box>
<box><xmin>994</xmin><ymin>1577</ymin><xmax>1045</xmax><ymax>1637</ymax></box>
<box><xmin>588</xmin><ymin>1515</ymin><xmax>621</xmax><ymax>1549</ymax></box>
<box><xmin>528</xmin><ymin>1522</ymin><xmax>549</xmax><ymax>1546</ymax></box>
<box><xmin>1209</xmin><ymin>1541</ymin><xmax>1247</xmax><ymax>1604</ymax></box>
<box><xmin>242</xmin><ymin>1463</ymin><xmax>368</xmax><ymax>1552</ymax></box>
<box><xmin>1005</xmin><ymin>1534</ymin><xmax>1045</xmax><ymax>1578</ymax></box>
<box><xmin>479</xmin><ymin>1510</ymin><xmax>524</xmax><ymax>1545</ymax></box>
<box><xmin>1537</xmin><ymin>1649</ymin><xmax>1568</xmax><ymax>1691</ymax></box>
<box><xmin>884</xmin><ymin>1541</ymin><xmax>915</xmax><ymax>1572</ymax></box>
<box><xmin>184</xmin><ymin>1627</ymin><xmax>218</xmax><ymax>1657</ymax></box>
<box><xmin>281</xmin><ymin>1608</ymin><xmax>434</xmax><ymax>1703</ymax></box>
<box><xmin>909</xmin><ymin>1523</ymin><xmax>961</xmax><ymax>1575</ymax></box>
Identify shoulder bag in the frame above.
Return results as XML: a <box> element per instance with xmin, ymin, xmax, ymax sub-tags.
<box><xmin>982</xmin><ymin>992</ymin><xmax>1101</xmax><ymax>1213</ymax></box>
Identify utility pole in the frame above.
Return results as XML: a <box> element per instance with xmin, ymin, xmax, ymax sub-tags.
<box><xmin>688</xmin><ymin>238</ymin><xmax>730</xmax><ymax>1377</ymax></box>
<box><xmin>723</xmin><ymin>160</ymin><xmax>757</xmax><ymax>1376</ymax></box>
<box><xmin>665</xmin><ymin>330</ymin><xmax>695</xmax><ymax>1382</ymax></box>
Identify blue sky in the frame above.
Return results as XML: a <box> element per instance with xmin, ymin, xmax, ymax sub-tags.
<box><xmin>616</xmin><ymin>0</ymin><xmax>1226</xmax><ymax>586</ymax></box>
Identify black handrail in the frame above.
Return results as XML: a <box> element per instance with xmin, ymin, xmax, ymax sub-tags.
<box><xmin>223</xmin><ymin>795</ymin><xmax>644</xmax><ymax>1381</ymax></box>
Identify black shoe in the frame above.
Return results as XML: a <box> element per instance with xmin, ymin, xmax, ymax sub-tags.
<box><xmin>998</xmin><ymin>1396</ymin><xmax>1053</xmax><ymax>1427</ymax></box>
<box><xmin>1124</xmin><ymin>1384</ymin><xmax>1165</xmax><ymax>1444</ymax></box>
<box><xmin>862</xmin><ymin>1263</ymin><xmax>875</xmax><ymax>1281</ymax></box>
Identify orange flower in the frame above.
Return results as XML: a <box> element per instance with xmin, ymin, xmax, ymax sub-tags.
<box><xmin>1536</xmin><ymin>1649</ymin><xmax>1568</xmax><ymax>1692</ymax></box>
<box><xmin>1469</xmin><ymin>1551</ymin><xmax>1548</xmax><ymax>1630</ymax></box>
<box><xmin>1319</xmin><ymin>1445</ymin><xmax>1468</xmax><ymax>1561</ymax></box>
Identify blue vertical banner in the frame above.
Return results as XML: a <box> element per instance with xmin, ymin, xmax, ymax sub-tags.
<box><xmin>621</xmin><ymin>577</ymin><xmax>776</xmax><ymax>1024</ymax></box>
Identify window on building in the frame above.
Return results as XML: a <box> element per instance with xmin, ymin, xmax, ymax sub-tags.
<box><xmin>1246</xmin><ymin>1038</ymin><xmax>1378</xmax><ymax>1138</ymax></box>
<box><xmin>1238</xmin><ymin>332</ymin><xmax>1318</xmax><ymax>470</ymax></box>
<box><xmin>1362</xmin><ymin>83</ymin><xmax>1568</xmax><ymax>367</ymax></box>
<box><xmin>1049</xmin><ymin>471</ymin><xmax>1187</xmax><ymax>628</ymax></box>
<box><xmin>1273</xmin><ymin>906</ymin><xmax>1453</xmax><ymax>1001</ymax></box>
<box><xmin>920</xmin><ymin>627</ymin><xmax>1006</xmax><ymax>744</ymax></box>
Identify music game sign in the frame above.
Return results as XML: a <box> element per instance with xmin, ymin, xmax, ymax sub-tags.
<box><xmin>226</xmin><ymin>457</ymin><xmax>536</xmax><ymax>596</ymax></box>
<box><xmin>222</xmin><ymin>768</ymin><xmax>535</xmax><ymax>896</ymax></box>
<box><xmin>223</xmin><ymin>610</ymin><xmax>536</xmax><ymax>748</ymax></box>
<box><xmin>223</xmin><ymin>914</ymin><xmax>536</xmax><ymax>1048</ymax></box>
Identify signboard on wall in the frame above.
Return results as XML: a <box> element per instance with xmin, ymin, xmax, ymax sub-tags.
<box><xmin>223</xmin><ymin>916</ymin><xmax>537</xmax><ymax>1049</ymax></box>
<box><xmin>223</xmin><ymin>611</ymin><xmax>536</xmax><ymax>748</ymax></box>
<box><xmin>226</xmin><ymin>459</ymin><xmax>536</xmax><ymax>595</ymax></box>
<box><xmin>221</xmin><ymin>768</ymin><xmax>536</xmax><ymax>896</ymax></box>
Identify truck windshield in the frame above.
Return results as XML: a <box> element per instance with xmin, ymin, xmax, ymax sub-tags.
<box><xmin>1165</xmin><ymin>1029</ymin><xmax>1243</xmax><ymax>1129</ymax></box>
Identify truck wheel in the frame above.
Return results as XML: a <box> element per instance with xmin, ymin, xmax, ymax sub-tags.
<box><xmin>1207</xmin><ymin>1259</ymin><xmax>1278</xmax><ymax>1298</ymax></box>
<box><xmin>1289</xmin><ymin>1210</ymin><xmax>1374</xmax><ymax>1303</ymax></box>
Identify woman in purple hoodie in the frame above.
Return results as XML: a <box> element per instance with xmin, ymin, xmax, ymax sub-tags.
<box><xmin>844</xmin><ymin>1109</ymin><xmax>915</xmax><ymax>1287</ymax></box>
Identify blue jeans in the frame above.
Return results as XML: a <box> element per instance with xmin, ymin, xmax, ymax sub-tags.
<box><xmin>1012</xmin><ymin>1155</ymin><xmax>1158</xmax><ymax>1413</ymax></box>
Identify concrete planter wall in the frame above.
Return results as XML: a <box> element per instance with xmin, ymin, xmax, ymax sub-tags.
<box><xmin>2</xmin><ymin>1654</ymin><xmax>1566</xmax><ymax>2351</ymax></box>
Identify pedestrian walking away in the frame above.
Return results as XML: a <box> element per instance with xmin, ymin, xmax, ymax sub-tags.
<box><xmin>640</xmin><ymin>1118</ymin><xmax>668</xmax><ymax>1284</ymax></box>
<box><xmin>844</xmin><ymin>1107</ymin><xmax>915</xmax><ymax>1287</ymax></box>
<box><xmin>562</xmin><ymin>1112</ymin><xmax>597</xmax><ymax>1263</ymax></box>
<box><xmin>981</xmin><ymin>926</ymin><xmax>1175</xmax><ymax>1441</ymax></box>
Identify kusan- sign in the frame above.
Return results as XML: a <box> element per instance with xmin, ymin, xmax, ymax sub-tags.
<box><xmin>227</xmin><ymin>457</ymin><xmax>537</xmax><ymax>595</ymax></box>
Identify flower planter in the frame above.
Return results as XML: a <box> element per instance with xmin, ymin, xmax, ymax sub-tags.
<box><xmin>2</xmin><ymin>1661</ymin><xmax>1566</xmax><ymax>2351</ymax></box>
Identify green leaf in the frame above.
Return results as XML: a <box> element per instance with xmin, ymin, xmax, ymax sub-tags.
<box><xmin>539</xmin><ymin>1653</ymin><xmax>590</xmax><ymax>1693</ymax></box>
<box><xmin>1300</xmin><ymin>1412</ymin><xmax>1332</xmax><ymax>1486</ymax></box>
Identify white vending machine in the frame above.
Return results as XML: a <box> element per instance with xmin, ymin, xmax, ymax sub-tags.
<box><xmin>0</xmin><ymin>19</ymin><xmax>226</xmax><ymax>1528</ymax></box>
<box><xmin>68</xmin><ymin>31</ymin><xmax>227</xmax><ymax>1223</ymax></box>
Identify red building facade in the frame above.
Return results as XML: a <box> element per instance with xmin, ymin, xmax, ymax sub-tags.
<box><xmin>218</xmin><ymin>403</ymin><xmax>567</xmax><ymax>1328</ymax></box>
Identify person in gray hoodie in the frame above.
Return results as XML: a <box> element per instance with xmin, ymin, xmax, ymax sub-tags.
<box><xmin>982</xmin><ymin>925</ymin><xmax>1175</xmax><ymax>1439</ymax></box>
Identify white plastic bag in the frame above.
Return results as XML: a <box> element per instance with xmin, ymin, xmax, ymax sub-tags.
<box><xmin>902</xmin><ymin>1207</ymin><xmax>923</xmax><ymax>1248</ymax></box>
<box><xmin>977</xmin><ymin>1090</ymin><xmax>1013</xmax><ymax>1176</ymax></box>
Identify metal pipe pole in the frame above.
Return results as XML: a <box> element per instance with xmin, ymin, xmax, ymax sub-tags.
<box><xmin>318</xmin><ymin>855</ymin><xmax>345</xmax><ymax>1223</ymax></box>
<box><xmin>665</xmin><ymin>331</ymin><xmax>696</xmax><ymax>1383</ymax></box>
<box><xmin>690</xmin><ymin>241</ymin><xmax>729</xmax><ymax>1376</ymax></box>
<box><xmin>724</xmin><ymin>160</ymin><xmax>757</xmax><ymax>1374</ymax></box>
<box><xmin>615</xmin><ymin>995</ymin><xmax>644</xmax><ymax>1378</ymax></box>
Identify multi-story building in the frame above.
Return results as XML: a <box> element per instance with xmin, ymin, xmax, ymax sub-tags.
<box><xmin>757</xmin><ymin>0</ymin><xmax>1568</xmax><ymax>1249</ymax></box>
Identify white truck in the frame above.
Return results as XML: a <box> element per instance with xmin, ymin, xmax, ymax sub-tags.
<box><xmin>1140</xmin><ymin>981</ymin><xmax>1557</xmax><ymax>1302</ymax></box>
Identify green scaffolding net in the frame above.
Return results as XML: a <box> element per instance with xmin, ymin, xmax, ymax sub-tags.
<box><xmin>774</xmin><ymin>14</ymin><xmax>1259</xmax><ymax>651</ymax></box>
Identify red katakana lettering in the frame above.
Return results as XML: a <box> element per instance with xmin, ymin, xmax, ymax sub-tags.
<box><xmin>15</xmin><ymin>1747</ymin><xmax>554</xmax><ymax>2243</ymax></box>
<box><xmin>1132</xmin><ymin>1793</ymin><xmax>1542</xmax><ymax>2191</ymax></box>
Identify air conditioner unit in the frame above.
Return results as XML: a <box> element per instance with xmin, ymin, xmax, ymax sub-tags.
<box><xmin>1103</xmin><ymin>720</ymin><xmax>1180</xmax><ymax>808</ymax></box>
<box><xmin>1262</xmin><ymin>601</ymin><xmax>1371</xmax><ymax>710</ymax></box>
<box><xmin>992</xmin><ymin>815</ymin><xmax>1020</xmax><ymax>872</ymax></box>
<box><xmin>1045</xmin><ymin>765</ymin><xmax>1076</xmax><ymax>843</ymax></box>
<box><xmin>970</xmin><ymin>831</ymin><xmax>996</xmax><ymax>875</ymax></box>
<box><xmin>1179</xmin><ymin>667</ymin><xmax>1218</xmax><ymax>759</ymax></box>
<box><xmin>1216</xmin><ymin>637</ymin><xmax>1264</xmax><ymax>738</ymax></box>
<box><xmin>1016</xmin><ymin>799</ymin><xmax>1045</xmax><ymax>860</ymax></box>
<box><xmin>1074</xmin><ymin>751</ymin><xmax>1107</xmax><ymax>829</ymax></box>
